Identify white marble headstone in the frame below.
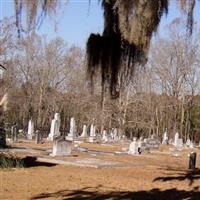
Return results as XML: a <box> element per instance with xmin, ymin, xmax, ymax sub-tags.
<box><xmin>48</xmin><ymin>113</ymin><xmax>61</xmax><ymax>141</ymax></box>
<box><xmin>88</xmin><ymin>124</ymin><xmax>96</xmax><ymax>143</ymax></box>
<box><xmin>27</xmin><ymin>119</ymin><xmax>34</xmax><ymax>140</ymax></box>
<box><xmin>66</xmin><ymin>117</ymin><xmax>76</xmax><ymax>141</ymax></box>
<box><xmin>80</xmin><ymin>125</ymin><xmax>87</xmax><ymax>138</ymax></box>
<box><xmin>186</xmin><ymin>138</ymin><xmax>190</xmax><ymax>146</ymax></box>
<box><xmin>128</xmin><ymin>138</ymin><xmax>138</xmax><ymax>155</ymax></box>
<box><xmin>174</xmin><ymin>132</ymin><xmax>179</xmax><ymax>147</ymax></box>
<box><xmin>176</xmin><ymin>138</ymin><xmax>183</xmax><ymax>148</ymax></box>
<box><xmin>102</xmin><ymin>130</ymin><xmax>108</xmax><ymax>142</ymax></box>
<box><xmin>162</xmin><ymin>130</ymin><xmax>168</xmax><ymax>144</ymax></box>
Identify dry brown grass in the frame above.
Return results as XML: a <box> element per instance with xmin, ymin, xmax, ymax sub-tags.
<box><xmin>1</xmin><ymin>141</ymin><xmax>200</xmax><ymax>199</ymax></box>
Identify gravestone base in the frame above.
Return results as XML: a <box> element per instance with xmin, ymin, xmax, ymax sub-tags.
<box><xmin>51</xmin><ymin>137</ymin><xmax>72</xmax><ymax>156</ymax></box>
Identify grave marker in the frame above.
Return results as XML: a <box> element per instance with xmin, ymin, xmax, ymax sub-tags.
<box><xmin>51</xmin><ymin>136</ymin><xmax>72</xmax><ymax>156</ymax></box>
<box><xmin>48</xmin><ymin>113</ymin><xmax>61</xmax><ymax>141</ymax></box>
<box><xmin>27</xmin><ymin>119</ymin><xmax>34</xmax><ymax>140</ymax></box>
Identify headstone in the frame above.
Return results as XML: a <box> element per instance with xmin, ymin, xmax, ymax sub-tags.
<box><xmin>128</xmin><ymin>138</ymin><xmax>138</xmax><ymax>155</ymax></box>
<box><xmin>102</xmin><ymin>130</ymin><xmax>108</xmax><ymax>143</ymax></box>
<box><xmin>80</xmin><ymin>125</ymin><xmax>87</xmax><ymax>138</ymax></box>
<box><xmin>188</xmin><ymin>152</ymin><xmax>196</xmax><ymax>171</ymax></box>
<box><xmin>170</xmin><ymin>147</ymin><xmax>181</xmax><ymax>157</ymax></box>
<box><xmin>48</xmin><ymin>113</ymin><xmax>61</xmax><ymax>141</ymax></box>
<box><xmin>186</xmin><ymin>138</ymin><xmax>191</xmax><ymax>147</ymax></box>
<box><xmin>0</xmin><ymin>127</ymin><xmax>6</xmax><ymax>148</ymax></box>
<box><xmin>176</xmin><ymin>138</ymin><xmax>183</xmax><ymax>148</ymax></box>
<box><xmin>174</xmin><ymin>132</ymin><xmax>179</xmax><ymax>147</ymax></box>
<box><xmin>162</xmin><ymin>130</ymin><xmax>168</xmax><ymax>144</ymax></box>
<box><xmin>35</xmin><ymin>130</ymin><xmax>42</xmax><ymax>144</ymax></box>
<box><xmin>168</xmin><ymin>138</ymin><xmax>173</xmax><ymax>145</ymax></box>
<box><xmin>113</xmin><ymin>128</ymin><xmax>119</xmax><ymax>142</ymax></box>
<box><xmin>66</xmin><ymin>117</ymin><xmax>76</xmax><ymax>141</ymax></box>
<box><xmin>88</xmin><ymin>124</ymin><xmax>96</xmax><ymax>143</ymax></box>
<box><xmin>186</xmin><ymin>138</ymin><xmax>193</xmax><ymax>148</ymax></box>
<box><xmin>145</xmin><ymin>138</ymin><xmax>160</xmax><ymax>150</ymax></box>
<box><xmin>11</xmin><ymin>124</ymin><xmax>18</xmax><ymax>142</ymax></box>
<box><xmin>110</xmin><ymin>129</ymin><xmax>114</xmax><ymax>140</ymax></box>
<box><xmin>138</xmin><ymin>137</ymin><xmax>144</xmax><ymax>153</ymax></box>
<box><xmin>189</xmin><ymin>142</ymin><xmax>194</xmax><ymax>148</ymax></box>
<box><xmin>27</xmin><ymin>119</ymin><xmax>34</xmax><ymax>140</ymax></box>
<box><xmin>151</xmin><ymin>134</ymin><xmax>156</xmax><ymax>139</ymax></box>
<box><xmin>51</xmin><ymin>136</ymin><xmax>72</xmax><ymax>156</ymax></box>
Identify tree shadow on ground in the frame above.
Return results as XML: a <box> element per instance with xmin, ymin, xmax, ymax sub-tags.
<box><xmin>0</xmin><ymin>155</ymin><xmax>56</xmax><ymax>168</ymax></box>
<box><xmin>23</xmin><ymin>156</ymin><xmax>57</xmax><ymax>167</ymax></box>
<box><xmin>154</xmin><ymin>169</ymin><xmax>200</xmax><ymax>186</ymax></box>
<box><xmin>31</xmin><ymin>185</ymin><xmax>200</xmax><ymax>200</ymax></box>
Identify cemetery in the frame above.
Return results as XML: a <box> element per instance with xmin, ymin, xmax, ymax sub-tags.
<box><xmin>0</xmin><ymin>115</ymin><xmax>200</xmax><ymax>199</ymax></box>
<box><xmin>1</xmin><ymin>0</ymin><xmax>200</xmax><ymax>199</ymax></box>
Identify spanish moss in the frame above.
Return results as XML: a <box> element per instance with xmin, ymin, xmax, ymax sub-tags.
<box><xmin>13</xmin><ymin>0</ymin><xmax>198</xmax><ymax>98</ymax></box>
<box><xmin>87</xmin><ymin>0</ymin><xmax>168</xmax><ymax>98</ymax></box>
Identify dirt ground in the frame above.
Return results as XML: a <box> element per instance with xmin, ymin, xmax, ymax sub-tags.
<box><xmin>1</xmin><ymin>140</ymin><xmax>200</xmax><ymax>200</ymax></box>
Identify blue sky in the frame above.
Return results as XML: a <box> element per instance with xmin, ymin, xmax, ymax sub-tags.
<box><xmin>1</xmin><ymin>0</ymin><xmax>200</xmax><ymax>48</ymax></box>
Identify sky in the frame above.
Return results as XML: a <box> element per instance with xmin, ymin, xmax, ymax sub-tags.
<box><xmin>0</xmin><ymin>0</ymin><xmax>200</xmax><ymax>48</ymax></box>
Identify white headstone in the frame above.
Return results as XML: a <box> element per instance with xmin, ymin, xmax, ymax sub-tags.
<box><xmin>48</xmin><ymin>113</ymin><xmax>61</xmax><ymax>141</ymax></box>
<box><xmin>162</xmin><ymin>130</ymin><xmax>168</xmax><ymax>144</ymax></box>
<box><xmin>174</xmin><ymin>132</ymin><xmax>179</xmax><ymax>147</ymax></box>
<box><xmin>27</xmin><ymin>119</ymin><xmax>34</xmax><ymax>140</ymax></box>
<box><xmin>69</xmin><ymin>117</ymin><xmax>75</xmax><ymax>136</ymax></box>
<box><xmin>90</xmin><ymin>124</ymin><xmax>95</xmax><ymax>137</ymax></box>
<box><xmin>189</xmin><ymin>141</ymin><xmax>194</xmax><ymax>148</ymax></box>
<box><xmin>113</xmin><ymin>128</ymin><xmax>119</xmax><ymax>142</ymax></box>
<box><xmin>176</xmin><ymin>138</ymin><xmax>183</xmax><ymax>148</ymax></box>
<box><xmin>128</xmin><ymin>138</ymin><xmax>138</xmax><ymax>155</ymax></box>
<box><xmin>66</xmin><ymin>117</ymin><xmax>76</xmax><ymax>141</ymax></box>
<box><xmin>51</xmin><ymin>137</ymin><xmax>72</xmax><ymax>156</ymax></box>
<box><xmin>138</xmin><ymin>137</ymin><xmax>143</xmax><ymax>148</ymax></box>
<box><xmin>88</xmin><ymin>124</ymin><xmax>96</xmax><ymax>143</ymax></box>
<box><xmin>80</xmin><ymin>125</ymin><xmax>87</xmax><ymax>138</ymax></box>
<box><xmin>186</xmin><ymin>138</ymin><xmax>191</xmax><ymax>146</ymax></box>
<box><xmin>102</xmin><ymin>130</ymin><xmax>108</xmax><ymax>142</ymax></box>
